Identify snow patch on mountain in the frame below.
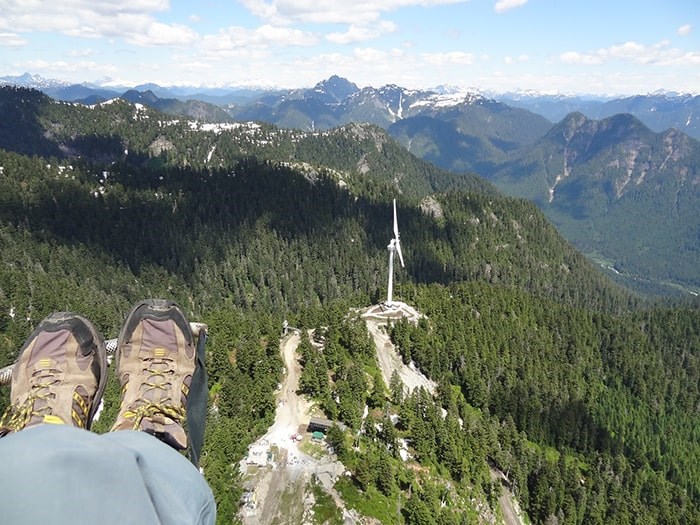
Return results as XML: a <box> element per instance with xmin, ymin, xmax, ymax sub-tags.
<box><xmin>410</xmin><ymin>91</ymin><xmax>485</xmax><ymax>110</ymax></box>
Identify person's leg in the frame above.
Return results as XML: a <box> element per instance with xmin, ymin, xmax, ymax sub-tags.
<box><xmin>102</xmin><ymin>430</ymin><xmax>216</xmax><ymax>524</ymax></box>
<box><xmin>0</xmin><ymin>425</ymin><xmax>162</xmax><ymax>524</ymax></box>
<box><xmin>0</xmin><ymin>425</ymin><xmax>215</xmax><ymax>524</ymax></box>
<box><xmin>0</xmin><ymin>312</ymin><xmax>135</xmax><ymax>524</ymax></box>
<box><xmin>110</xmin><ymin>299</ymin><xmax>196</xmax><ymax>451</ymax></box>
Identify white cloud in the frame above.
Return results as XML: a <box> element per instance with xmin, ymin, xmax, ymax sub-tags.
<box><xmin>24</xmin><ymin>59</ymin><xmax>118</xmax><ymax>76</ymax></box>
<box><xmin>422</xmin><ymin>51</ymin><xmax>475</xmax><ymax>65</ymax></box>
<box><xmin>494</xmin><ymin>0</ymin><xmax>527</xmax><ymax>13</ymax></box>
<box><xmin>677</xmin><ymin>24</ymin><xmax>692</xmax><ymax>36</ymax></box>
<box><xmin>0</xmin><ymin>0</ymin><xmax>193</xmax><ymax>46</ymax></box>
<box><xmin>256</xmin><ymin>24</ymin><xmax>318</xmax><ymax>45</ymax></box>
<box><xmin>0</xmin><ymin>32</ymin><xmax>27</xmax><ymax>47</ymax></box>
<box><xmin>560</xmin><ymin>40</ymin><xmax>700</xmax><ymax>67</ymax></box>
<box><xmin>68</xmin><ymin>48</ymin><xmax>95</xmax><ymax>57</ymax></box>
<box><xmin>560</xmin><ymin>51</ymin><xmax>603</xmax><ymax>65</ymax></box>
<box><xmin>354</xmin><ymin>47</ymin><xmax>391</xmax><ymax>62</ymax></box>
<box><xmin>239</xmin><ymin>0</ymin><xmax>469</xmax><ymax>25</ymax></box>
<box><xmin>197</xmin><ymin>24</ymin><xmax>317</xmax><ymax>62</ymax></box>
<box><xmin>326</xmin><ymin>21</ymin><xmax>397</xmax><ymax>44</ymax></box>
<box><xmin>127</xmin><ymin>22</ymin><xmax>198</xmax><ymax>46</ymax></box>
<box><xmin>504</xmin><ymin>54</ymin><xmax>529</xmax><ymax>64</ymax></box>
<box><xmin>607</xmin><ymin>41</ymin><xmax>648</xmax><ymax>62</ymax></box>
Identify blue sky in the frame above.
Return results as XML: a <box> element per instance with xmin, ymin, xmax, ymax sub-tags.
<box><xmin>0</xmin><ymin>0</ymin><xmax>697</xmax><ymax>95</ymax></box>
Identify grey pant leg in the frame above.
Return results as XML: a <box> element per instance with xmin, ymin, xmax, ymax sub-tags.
<box><xmin>102</xmin><ymin>430</ymin><xmax>216</xmax><ymax>525</ymax></box>
<box><xmin>0</xmin><ymin>425</ymin><xmax>215</xmax><ymax>525</ymax></box>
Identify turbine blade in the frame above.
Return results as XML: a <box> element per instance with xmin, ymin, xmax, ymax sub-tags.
<box><xmin>396</xmin><ymin>240</ymin><xmax>405</xmax><ymax>268</ymax></box>
<box><xmin>393</xmin><ymin>199</ymin><xmax>400</xmax><ymax>240</ymax></box>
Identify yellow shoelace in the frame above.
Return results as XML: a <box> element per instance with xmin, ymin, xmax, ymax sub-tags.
<box><xmin>122</xmin><ymin>356</ymin><xmax>185</xmax><ymax>430</ymax></box>
<box><xmin>0</xmin><ymin>368</ymin><xmax>62</xmax><ymax>431</ymax></box>
<box><xmin>123</xmin><ymin>402</ymin><xmax>185</xmax><ymax>430</ymax></box>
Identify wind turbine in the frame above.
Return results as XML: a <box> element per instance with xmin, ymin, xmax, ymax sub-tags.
<box><xmin>386</xmin><ymin>199</ymin><xmax>404</xmax><ymax>306</ymax></box>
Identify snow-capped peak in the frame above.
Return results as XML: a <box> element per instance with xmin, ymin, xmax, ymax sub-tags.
<box><xmin>0</xmin><ymin>72</ymin><xmax>70</xmax><ymax>89</ymax></box>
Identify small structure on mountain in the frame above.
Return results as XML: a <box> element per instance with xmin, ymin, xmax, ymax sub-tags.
<box><xmin>308</xmin><ymin>417</ymin><xmax>338</xmax><ymax>433</ymax></box>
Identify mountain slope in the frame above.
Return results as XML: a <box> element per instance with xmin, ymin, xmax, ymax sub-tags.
<box><xmin>491</xmin><ymin>112</ymin><xmax>700</xmax><ymax>292</ymax></box>
<box><xmin>3</xmin><ymin>85</ymin><xmax>697</xmax><ymax>295</ymax></box>
<box><xmin>0</xmin><ymin>86</ymin><xmax>496</xmax><ymax>201</ymax></box>
<box><xmin>0</xmin><ymin>86</ymin><xmax>632</xmax><ymax>312</ymax></box>
<box><xmin>387</xmin><ymin>97</ymin><xmax>551</xmax><ymax>175</ymax></box>
<box><xmin>596</xmin><ymin>93</ymin><xmax>700</xmax><ymax>139</ymax></box>
<box><xmin>226</xmin><ymin>78</ymin><xmax>552</xmax><ymax>145</ymax></box>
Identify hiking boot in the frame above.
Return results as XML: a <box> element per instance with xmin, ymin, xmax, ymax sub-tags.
<box><xmin>0</xmin><ymin>313</ymin><xmax>107</xmax><ymax>435</ymax></box>
<box><xmin>110</xmin><ymin>299</ymin><xmax>195</xmax><ymax>450</ymax></box>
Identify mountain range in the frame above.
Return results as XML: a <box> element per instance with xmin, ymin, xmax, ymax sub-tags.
<box><xmin>1</xmin><ymin>74</ymin><xmax>699</xmax><ymax>295</ymax></box>
<box><xmin>3</xmin><ymin>72</ymin><xmax>699</xmax><ymax>139</ymax></box>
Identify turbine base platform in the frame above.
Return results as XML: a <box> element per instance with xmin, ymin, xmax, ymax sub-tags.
<box><xmin>360</xmin><ymin>301</ymin><xmax>421</xmax><ymax>324</ymax></box>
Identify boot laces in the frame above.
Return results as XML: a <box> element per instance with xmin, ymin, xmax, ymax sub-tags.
<box><xmin>123</xmin><ymin>355</ymin><xmax>185</xmax><ymax>430</ymax></box>
<box><xmin>0</xmin><ymin>366</ymin><xmax>62</xmax><ymax>431</ymax></box>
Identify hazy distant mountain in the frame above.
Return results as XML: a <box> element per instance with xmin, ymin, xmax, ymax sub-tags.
<box><xmin>49</xmin><ymin>84</ymin><xmax>122</xmax><ymax>102</ymax></box>
<box><xmin>499</xmin><ymin>93</ymin><xmax>606</xmax><ymax>122</ymax></box>
<box><xmin>0</xmin><ymin>72</ymin><xmax>69</xmax><ymax>89</ymax></box>
<box><xmin>0</xmin><ymin>72</ymin><xmax>266</xmax><ymax>108</ymax></box>
<box><xmin>501</xmin><ymin>91</ymin><xmax>700</xmax><ymax>139</ymax></box>
<box><xmin>305</xmin><ymin>74</ymin><xmax>360</xmax><ymax>103</ymax></box>
<box><xmin>121</xmin><ymin>89</ymin><xmax>161</xmax><ymax>105</ymax></box>
<box><xmin>227</xmin><ymin>76</ymin><xmax>363</xmax><ymax>129</ymax></box>
<box><xmin>226</xmin><ymin>77</ymin><xmax>553</xmax><ymax>141</ymax></box>
<box><xmin>120</xmin><ymin>89</ymin><xmax>234</xmax><ymax>122</ymax></box>
<box><xmin>596</xmin><ymin>94</ymin><xmax>700</xmax><ymax>139</ymax></box>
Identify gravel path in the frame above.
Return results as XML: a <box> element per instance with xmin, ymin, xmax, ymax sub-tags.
<box><xmin>365</xmin><ymin>318</ymin><xmax>436</xmax><ymax>395</ymax></box>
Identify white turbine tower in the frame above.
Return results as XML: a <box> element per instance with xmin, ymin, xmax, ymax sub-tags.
<box><xmin>386</xmin><ymin>199</ymin><xmax>404</xmax><ymax>306</ymax></box>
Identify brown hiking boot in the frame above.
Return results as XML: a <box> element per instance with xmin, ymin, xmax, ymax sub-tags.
<box><xmin>110</xmin><ymin>299</ymin><xmax>195</xmax><ymax>450</ymax></box>
<box><xmin>0</xmin><ymin>313</ymin><xmax>107</xmax><ymax>435</ymax></box>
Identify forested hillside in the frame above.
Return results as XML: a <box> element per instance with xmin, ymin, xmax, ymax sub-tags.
<box><xmin>392</xmin><ymin>283</ymin><xmax>700</xmax><ymax>523</ymax></box>
<box><xmin>0</xmin><ymin>87</ymin><xmax>698</xmax><ymax>524</ymax></box>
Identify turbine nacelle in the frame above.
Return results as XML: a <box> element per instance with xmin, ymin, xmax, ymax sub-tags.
<box><xmin>387</xmin><ymin>239</ymin><xmax>404</xmax><ymax>267</ymax></box>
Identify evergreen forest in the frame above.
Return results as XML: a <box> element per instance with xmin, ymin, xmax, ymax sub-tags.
<box><xmin>0</xmin><ymin>86</ymin><xmax>698</xmax><ymax>524</ymax></box>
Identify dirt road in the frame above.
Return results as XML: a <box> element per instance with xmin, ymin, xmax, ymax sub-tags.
<box><xmin>490</xmin><ymin>468</ymin><xmax>526</xmax><ymax>525</ymax></box>
<box><xmin>270</xmin><ymin>331</ymin><xmax>311</xmax><ymax>438</ymax></box>
<box><xmin>239</xmin><ymin>332</ymin><xmax>349</xmax><ymax>525</ymax></box>
<box><xmin>365</xmin><ymin>318</ymin><xmax>436</xmax><ymax>395</ymax></box>
<box><xmin>368</xmin><ymin>315</ymin><xmax>524</xmax><ymax>525</ymax></box>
